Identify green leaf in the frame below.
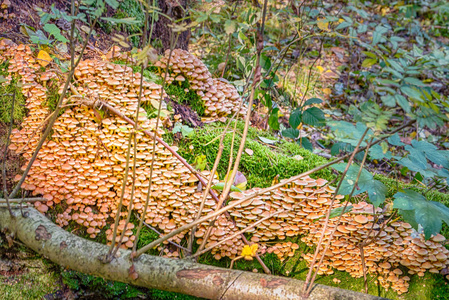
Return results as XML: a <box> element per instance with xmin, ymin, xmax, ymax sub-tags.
<box><xmin>369</xmin><ymin>144</ymin><xmax>392</xmax><ymax>160</ymax></box>
<box><xmin>303</xmin><ymin>98</ymin><xmax>323</xmax><ymax>106</ymax></box>
<box><xmin>224</xmin><ymin>19</ymin><xmax>236</xmax><ymax>35</ymax></box>
<box><xmin>333</xmin><ymin>164</ymin><xmax>374</xmax><ymax>196</ymax></box>
<box><xmin>401</xmin><ymin>85</ymin><xmax>424</xmax><ymax>101</ymax></box>
<box><xmin>395</xmin><ymin>94</ymin><xmax>410</xmax><ymax>113</ymax></box>
<box><xmin>282</xmin><ymin>128</ymin><xmax>299</xmax><ymax>139</ymax></box>
<box><xmin>387</xmin><ymin>59</ymin><xmax>405</xmax><ymax>73</ymax></box>
<box><xmin>315</xmin><ymin>205</ymin><xmax>353</xmax><ymax>222</ymax></box>
<box><xmin>381</xmin><ymin>94</ymin><xmax>396</xmax><ymax>107</ymax></box>
<box><xmin>268</xmin><ymin>108</ymin><xmax>280</xmax><ymax>130</ymax></box>
<box><xmin>393</xmin><ymin>189</ymin><xmax>449</xmax><ymax>239</ymax></box>
<box><xmin>105</xmin><ymin>0</ymin><xmax>119</xmax><ymax>9</ymax></box>
<box><xmin>43</xmin><ymin>24</ymin><xmax>68</xmax><ymax>43</ymax></box>
<box><xmin>258</xmin><ymin>136</ymin><xmax>277</xmax><ymax>144</ymax></box>
<box><xmin>362</xmin><ymin>58</ymin><xmax>377</xmax><ymax>68</ymax></box>
<box><xmin>362</xmin><ymin>51</ymin><xmax>377</xmax><ymax>59</ymax></box>
<box><xmin>302</xmin><ymin>107</ymin><xmax>325</xmax><ymax>126</ymax></box>
<box><xmin>331</xmin><ymin>142</ymin><xmax>349</xmax><ymax>156</ymax></box>
<box><xmin>297</xmin><ymin>137</ymin><xmax>313</xmax><ymax>151</ymax></box>
<box><xmin>212</xmin><ymin>182</ymin><xmax>242</xmax><ymax>193</ymax></box>
<box><xmin>367</xmin><ymin>180</ymin><xmax>387</xmax><ymax>207</ymax></box>
<box><xmin>404</xmin><ymin>77</ymin><xmax>426</xmax><ymax>87</ymax></box>
<box><xmin>388</xmin><ymin>133</ymin><xmax>405</xmax><ymax>146</ymax></box>
<box><xmin>289</xmin><ymin>109</ymin><xmax>302</xmax><ymax>128</ymax></box>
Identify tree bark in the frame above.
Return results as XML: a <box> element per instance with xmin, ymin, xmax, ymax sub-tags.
<box><xmin>153</xmin><ymin>0</ymin><xmax>190</xmax><ymax>51</ymax></box>
<box><xmin>0</xmin><ymin>208</ymin><xmax>388</xmax><ymax>300</ymax></box>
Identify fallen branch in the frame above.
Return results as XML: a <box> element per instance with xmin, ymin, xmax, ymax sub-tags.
<box><xmin>0</xmin><ymin>207</ymin><xmax>387</xmax><ymax>300</ymax></box>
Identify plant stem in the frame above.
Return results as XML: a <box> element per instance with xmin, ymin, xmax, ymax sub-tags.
<box><xmin>1</xmin><ymin>91</ymin><xmax>15</xmax><ymax>216</ymax></box>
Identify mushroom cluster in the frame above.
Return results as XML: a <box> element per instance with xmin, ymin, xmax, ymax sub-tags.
<box><xmin>74</xmin><ymin>59</ymin><xmax>167</xmax><ymax>118</ymax></box>
<box><xmin>267</xmin><ymin>242</ymin><xmax>300</xmax><ymax>262</ymax></box>
<box><xmin>156</xmin><ymin>49</ymin><xmax>247</xmax><ymax>118</ymax></box>
<box><xmin>1</xmin><ymin>42</ymin><xmax>55</xmax><ymax>159</ymax></box>
<box><xmin>0</xmin><ymin>0</ymin><xmax>13</xmax><ymax>20</ymax></box>
<box><xmin>300</xmin><ymin>201</ymin><xmax>449</xmax><ymax>294</ymax></box>
<box><xmin>3</xmin><ymin>43</ymin><xmax>449</xmax><ymax>296</ymax></box>
<box><xmin>106</xmin><ymin>219</ymin><xmax>136</xmax><ymax>249</ymax></box>
<box><xmin>228</xmin><ymin>178</ymin><xmax>449</xmax><ymax>295</ymax></box>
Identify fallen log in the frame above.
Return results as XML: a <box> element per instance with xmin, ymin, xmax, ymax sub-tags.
<box><xmin>0</xmin><ymin>208</ymin><xmax>388</xmax><ymax>300</ymax></box>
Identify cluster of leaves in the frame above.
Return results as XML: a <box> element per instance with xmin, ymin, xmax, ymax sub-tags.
<box><xmin>282</xmin><ymin>98</ymin><xmax>326</xmax><ymax>151</ymax></box>
<box><xmin>329</xmin><ymin>118</ymin><xmax>449</xmax><ymax>239</ymax></box>
<box><xmin>25</xmin><ymin>0</ymin><xmax>141</xmax><ymax>48</ymax></box>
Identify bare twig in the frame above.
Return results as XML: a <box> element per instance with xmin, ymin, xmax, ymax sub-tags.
<box><xmin>1</xmin><ymin>91</ymin><xmax>15</xmax><ymax>216</ymax></box>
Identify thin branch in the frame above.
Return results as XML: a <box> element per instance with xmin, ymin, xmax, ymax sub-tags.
<box><xmin>1</xmin><ymin>91</ymin><xmax>15</xmax><ymax>216</ymax></box>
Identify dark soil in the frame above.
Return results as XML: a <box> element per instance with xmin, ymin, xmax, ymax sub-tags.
<box><xmin>0</xmin><ymin>124</ymin><xmax>25</xmax><ymax>196</ymax></box>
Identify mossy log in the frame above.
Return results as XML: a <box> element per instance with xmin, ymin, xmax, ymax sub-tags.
<box><xmin>0</xmin><ymin>207</ymin><xmax>387</xmax><ymax>300</ymax></box>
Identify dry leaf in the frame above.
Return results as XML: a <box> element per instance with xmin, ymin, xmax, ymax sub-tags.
<box><xmin>317</xmin><ymin>18</ymin><xmax>330</xmax><ymax>32</ymax></box>
<box><xmin>245</xmin><ymin>148</ymin><xmax>254</xmax><ymax>156</ymax></box>
<box><xmin>322</xmin><ymin>88</ymin><xmax>332</xmax><ymax>95</ymax></box>
<box><xmin>37</xmin><ymin>50</ymin><xmax>52</xmax><ymax>67</ymax></box>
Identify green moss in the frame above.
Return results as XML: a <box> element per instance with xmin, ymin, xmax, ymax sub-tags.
<box><xmin>0</xmin><ymin>63</ymin><xmax>26</xmax><ymax>125</ymax></box>
<box><xmin>177</xmin><ymin>121</ymin><xmax>333</xmax><ymax>188</ymax></box>
<box><xmin>43</xmin><ymin>79</ymin><xmax>62</xmax><ymax>113</ymax></box>
<box><xmin>61</xmin><ymin>270</ymin><xmax>145</xmax><ymax>299</ymax></box>
<box><xmin>165</xmin><ymin>83</ymin><xmax>205</xmax><ymax>116</ymax></box>
<box><xmin>0</xmin><ymin>256</ymin><xmax>60</xmax><ymax>300</ymax></box>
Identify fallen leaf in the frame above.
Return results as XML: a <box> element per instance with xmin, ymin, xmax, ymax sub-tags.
<box><xmin>322</xmin><ymin>88</ymin><xmax>332</xmax><ymax>95</ymax></box>
<box><xmin>37</xmin><ymin>50</ymin><xmax>52</xmax><ymax>67</ymax></box>
<box><xmin>245</xmin><ymin>148</ymin><xmax>254</xmax><ymax>156</ymax></box>
<box><xmin>258</xmin><ymin>136</ymin><xmax>277</xmax><ymax>144</ymax></box>
<box><xmin>317</xmin><ymin>18</ymin><xmax>330</xmax><ymax>32</ymax></box>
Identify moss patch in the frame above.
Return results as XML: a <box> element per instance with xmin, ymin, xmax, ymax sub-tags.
<box><xmin>0</xmin><ymin>254</ymin><xmax>61</xmax><ymax>300</ymax></box>
<box><xmin>0</xmin><ymin>63</ymin><xmax>26</xmax><ymax>125</ymax></box>
<box><xmin>175</xmin><ymin>121</ymin><xmax>333</xmax><ymax>188</ymax></box>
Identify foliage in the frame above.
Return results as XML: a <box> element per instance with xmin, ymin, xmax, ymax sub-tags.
<box><xmin>282</xmin><ymin>97</ymin><xmax>326</xmax><ymax>151</ymax></box>
<box><xmin>173</xmin><ymin>122</ymin><xmax>194</xmax><ymax>138</ymax></box>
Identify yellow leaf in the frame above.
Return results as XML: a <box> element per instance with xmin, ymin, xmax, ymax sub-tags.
<box><xmin>241</xmin><ymin>244</ymin><xmax>258</xmax><ymax>260</ymax></box>
<box><xmin>271</xmin><ymin>174</ymin><xmax>280</xmax><ymax>186</ymax></box>
<box><xmin>316</xmin><ymin>66</ymin><xmax>325</xmax><ymax>73</ymax></box>
<box><xmin>381</xmin><ymin>7</ymin><xmax>390</xmax><ymax>16</ymax></box>
<box><xmin>37</xmin><ymin>50</ymin><xmax>52</xmax><ymax>67</ymax></box>
<box><xmin>317</xmin><ymin>18</ymin><xmax>330</xmax><ymax>32</ymax></box>
<box><xmin>338</xmin><ymin>18</ymin><xmax>344</xmax><ymax>23</ymax></box>
<box><xmin>323</xmin><ymin>88</ymin><xmax>332</xmax><ymax>95</ymax></box>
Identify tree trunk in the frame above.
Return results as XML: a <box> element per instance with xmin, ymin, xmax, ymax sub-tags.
<box><xmin>0</xmin><ymin>208</ymin><xmax>387</xmax><ymax>300</ymax></box>
<box><xmin>153</xmin><ymin>0</ymin><xmax>190</xmax><ymax>51</ymax></box>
